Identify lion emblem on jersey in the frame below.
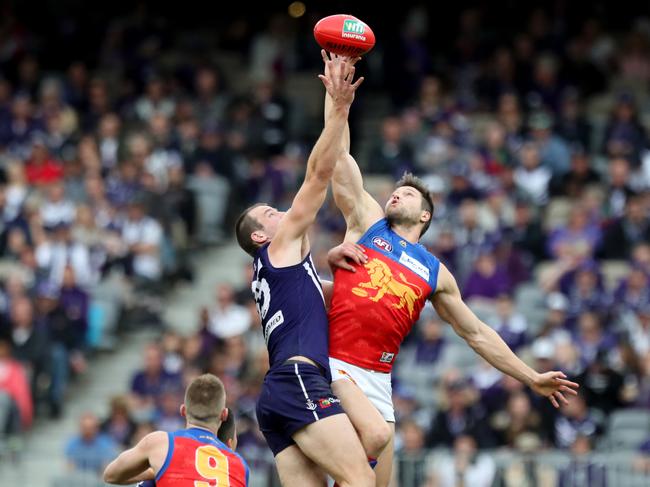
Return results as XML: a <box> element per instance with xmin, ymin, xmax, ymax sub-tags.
<box><xmin>351</xmin><ymin>258</ymin><xmax>422</xmax><ymax>317</ymax></box>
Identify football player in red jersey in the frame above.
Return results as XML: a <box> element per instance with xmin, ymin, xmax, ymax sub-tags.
<box><xmin>103</xmin><ymin>374</ymin><xmax>249</xmax><ymax>486</ymax></box>
<box><xmin>321</xmin><ymin>51</ymin><xmax>579</xmax><ymax>487</ymax></box>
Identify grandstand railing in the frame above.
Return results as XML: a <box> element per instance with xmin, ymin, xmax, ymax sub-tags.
<box><xmin>395</xmin><ymin>449</ymin><xmax>650</xmax><ymax>487</ymax></box>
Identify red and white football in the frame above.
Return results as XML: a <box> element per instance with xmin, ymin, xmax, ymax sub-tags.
<box><xmin>313</xmin><ymin>14</ymin><xmax>376</xmax><ymax>57</ymax></box>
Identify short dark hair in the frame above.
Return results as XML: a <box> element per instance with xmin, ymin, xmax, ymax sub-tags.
<box><xmin>184</xmin><ymin>374</ymin><xmax>226</xmax><ymax>427</ymax></box>
<box><xmin>235</xmin><ymin>203</ymin><xmax>265</xmax><ymax>257</ymax></box>
<box><xmin>217</xmin><ymin>409</ymin><xmax>236</xmax><ymax>444</ymax></box>
<box><xmin>395</xmin><ymin>172</ymin><xmax>434</xmax><ymax>237</ymax></box>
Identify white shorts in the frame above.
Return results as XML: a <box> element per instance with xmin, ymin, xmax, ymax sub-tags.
<box><xmin>329</xmin><ymin>357</ymin><xmax>394</xmax><ymax>422</ymax></box>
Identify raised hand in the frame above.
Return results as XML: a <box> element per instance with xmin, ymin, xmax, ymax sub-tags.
<box><xmin>319</xmin><ymin>51</ymin><xmax>364</xmax><ymax>108</ymax></box>
<box><xmin>327</xmin><ymin>242</ymin><xmax>368</xmax><ymax>272</ymax></box>
<box><xmin>531</xmin><ymin>371</ymin><xmax>579</xmax><ymax>408</ymax></box>
<box><xmin>321</xmin><ymin>49</ymin><xmax>362</xmax><ymax>81</ymax></box>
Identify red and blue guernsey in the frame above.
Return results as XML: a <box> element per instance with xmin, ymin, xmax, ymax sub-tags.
<box><xmin>156</xmin><ymin>427</ymin><xmax>249</xmax><ymax>487</ymax></box>
<box><xmin>328</xmin><ymin>218</ymin><xmax>441</xmax><ymax>372</ymax></box>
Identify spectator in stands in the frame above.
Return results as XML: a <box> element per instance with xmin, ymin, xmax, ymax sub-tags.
<box><xmin>65</xmin><ymin>412</ymin><xmax>118</xmax><ymax>474</ymax></box>
<box><xmin>554</xmin><ymin>89</ymin><xmax>592</xmax><ymax>150</ymax></box>
<box><xmin>395</xmin><ymin>418</ymin><xmax>427</xmax><ymax>487</ymax></box>
<box><xmin>506</xmin><ymin>199</ymin><xmax>547</xmax><ymax>263</ymax></box>
<box><xmin>24</xmin><ymin>136</ymin><xmax>63</xmax><ymax>186</ymax></box>
<box><xmin>514</xmin><ymin>142</ymin><xmax>551</xmax><ymax>204</ymax></box>
<box><xmin>558</xmin><ymin>434</ymin><xmax>607</xmax><ymax>487</ymax></box>
<box><xmin>490</xmin><ymin>390</ymin><xmax>543</xmax><ymax>447</ymax></box>
<box><xmin>427</xmin><ymin>376</ymin><xmax>495</xmax><ymax>449</ymax></box>
<box><xmin>208</xmin><ymin>283</ymin><xmax>251</xmax><ymax>339</ymax></box>
<box><xmin>9</xmin><ymin>296</ymin><xmax>51</xmax><ymax>409</ymax></box>
<box><xmin>129</xmin><ymin>342</ymin><xmax>182</xmax><ymax>418</ymax></box>
<box><xmin>549</xmin><ymin>145</ymin><xmax>600</xmax><ymax>198</ymax></box>
<box><xmin>463</xmin><ymin>249</ymin><xmax>512</xmax><ymax>302</ymax></box>
<box><xmin>0</xmin><ymin>337</ymin><xmax>32</xmax><ymax>433</ymax></box>
<box><xmin>548</xmin><ymin>205</ymin><xmax>601</xmax><ymax>261</ymax></box>
<box><xmin>527</xmin><ymin>110</ymin><xmax>571</xmax><ymax>176</ymax></box>
<box><xmin>573</xmin><ymin>312</ymin><xmax>617</xmax><ymax>367</ymax></box>
<box><xmin>101</xmin><ymin>395</ymin><xmax>136</xmax><ymax>448</ymax></box>
<box><xmin>414</xmin><ymin>311</ymin><xmax>446</xmax><ymax>364</ymax></box>
<box><xmin>576</xmin><ymin>348</ymin><xmax>625</xmax><ymax>415</ymax></box>
<box><xmin>554</xmin><ymin>391</ymin><xmax>601</xmax><ymax>449</ymax></box>
<box><xmin>121</xmin><ymin>196</ymin><xmax>163</xmax><ymax>283</ymax></box>
<box><xmin>600</xmin><ymin>194</ymin><xmax>650</xmax><ymax>259</ymax></box>
<box><xmin>486</xmin><ymin>294</ymin><xmax>528</xmax><ymax>351</ymax></box>
<box><xmin>614</xmin><ymin>267</ymin><xmax>650</xmax><ymax>315</ymax></box>
<box><xmin>601</xmin><ymin>93</ymin><xmax>647</xmax><ymax>165</ymax></box>
<box><xmin>428</xmin><ymin>434</ymin><xmax>496</xmax><ymax>487</ymax></box>
<box><xmin>605</xmin><ymin>156</ymin><xmax>636</xmax><ymax>218</ymax></box>
<box><xmin>368</xmin><ymin>116</ymin><xmax>415</xmax><ymax>176</ymax></box>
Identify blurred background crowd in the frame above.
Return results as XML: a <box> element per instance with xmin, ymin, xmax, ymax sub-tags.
<box><xmin>1</xmin><ymin>1</ymin><xmax>650</xmax><ymax>486</ymax></box>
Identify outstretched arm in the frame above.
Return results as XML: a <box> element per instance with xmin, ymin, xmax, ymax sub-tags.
<box><xmin>269</xmin><ymin>57</ymin><xmax>363</xmax><ymax>265</ymax></box>
<box><xmin>431</xmin><ymin>264</ymin><xmax>579</xmax><ymax>408</ymax></box>
<box><xmin>103</xmin><ymin>432</ymin><xmax>165</xmax><ymax>485</ymax></box>
<box><xmin>322</xmin><ymin>51</ymin><xmax>384</xmax><ymax>242</ymax></box>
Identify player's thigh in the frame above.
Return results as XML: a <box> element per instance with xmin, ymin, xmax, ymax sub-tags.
<box><xmin>375</xmin><ymin>423</ymin><xmax>395</xmax><ymax>487</ymax></box>
<box><xmin>332</xmin><ymin>379</ymin><xmax>392</xmax><ymax>454</ymax></box>
<box><xmin>275</xmin><ymin>445</ymin><xmax>327</xmax><ymax>487</ymax></box>
<box><xmin>292</xmin><ymin>412</ymin><xmax>372</xmax><ymax>482</ymax></box>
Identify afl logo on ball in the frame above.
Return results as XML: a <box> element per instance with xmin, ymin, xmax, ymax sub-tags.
<box><xmin>372</xmin><ymin>237</ymin><xmax>392</xmax><ymax>252</ymax></box>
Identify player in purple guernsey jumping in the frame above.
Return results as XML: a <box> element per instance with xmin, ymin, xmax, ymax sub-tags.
<box><xmin>234</xmin><ymin>57</ymin><xmax>373</xmax><ymax>486</ymax></box>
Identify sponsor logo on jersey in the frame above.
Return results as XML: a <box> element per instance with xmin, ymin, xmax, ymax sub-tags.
<box><xmin>306</xmin><ymin>399</ymin><xmax>317</xmax><ymax>411</ymax></box>
<box><xmin>351</xmin><ymin>258</ymin><xmax>423</xmax><ymax>318</ymax></box>
<box><xmin>380</xmin><ymin>352</ymin><xmax>395</xmax><ymax>363</ymax></box>
<box><xmin>372</xmin><ymin>236</ymin><xmax>393</xmax><ymax>252</ymax></box>
<box><xmin>342</xmin><ymin>19</ymin><xmax>367</xmax><ymax>41</ymax></box>
<box><xmin>318</xmin><ymin>397</ymin><xmax>341</xmax><ymax>409</ymax></box>
<box><xmin>263</xmin><ymin>310</ymin><xmax>284</xmax><ymax>344</ymax></box>
<box><xmin>398</xmin><ymin>252</ymin><xmax>430</xmax><ymax>281</ymax></box>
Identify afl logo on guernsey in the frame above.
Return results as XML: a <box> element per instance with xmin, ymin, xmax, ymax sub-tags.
<box><xmin>372</xmin><ymin>236</ymin><xmax>392</xmax><ymax>252</ymax></box>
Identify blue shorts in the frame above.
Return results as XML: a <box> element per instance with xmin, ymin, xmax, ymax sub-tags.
<box><xmin>256</xmin><ymin>361</ymin><xmax>345</xmax><ymax>456</ymax></box>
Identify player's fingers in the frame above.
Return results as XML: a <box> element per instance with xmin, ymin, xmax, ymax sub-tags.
<box><xmin>555</xmin><ymin>391</ymin><xmax>569</xmax><ymax>406</ymax></box>
<box><xmin>351</xmin><ymin>76</ymin><xmax>365</xmax><ymax>89</ymax></box>
<box><xmin>556</xmin><ymin>378</ymin><xmax>579</xmax><ymax>389</ymax></box>
<box><xmin>549</xmin><ymin>395</ymin><xmax>559</xmax><ymax>408</ymax></box>
<box><xmin>560</xmin><ymin>385</ymin><xmax>578</xmax><ymax>395</ymax></box>
<box><xmin>318</xmin><ymin>75</ymin><xmax>332</xmax><ymax>90</ymax></box>
<box><xmin>339</xmin><ymin>262</ymin><xmax>356</xmax><ymax>272</ymax></box>
<box><xmin>343</xmin><ymin>250</ymin><xmax>362</xmax><ymax>264</ymax></box>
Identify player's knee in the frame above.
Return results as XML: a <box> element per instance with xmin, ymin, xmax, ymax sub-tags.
<box><xmin>361</xmin><ymin>421</ymin><xmax>392</xmax><ymax>456</ymax></box>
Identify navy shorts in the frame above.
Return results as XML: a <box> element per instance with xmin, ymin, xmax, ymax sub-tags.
<box><xmin>256</xmin><ymin>361</ymin><xmax>345</xmax><ymax>456</ymax></box>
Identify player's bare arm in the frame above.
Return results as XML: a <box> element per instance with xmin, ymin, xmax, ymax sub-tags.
<box><xmin>431</xmin><ymin>264</ymin><xmax>579</xmax><ymax>408</ymax></box>
<box><xmin>103</xmin><ymin>431</ymin><xmax>166</xmax><ymax>485</ymax></box>
<box><xmin>322</xmin><ymin>51</ymin><xmax>384</xmax><ymax>241</ymax></box>
<box><xmin>268</xmin><ymin>56</ymin><xmax>363</xmax><ymax>266</ymax></box>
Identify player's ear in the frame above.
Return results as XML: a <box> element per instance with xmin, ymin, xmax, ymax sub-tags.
<box><xmin>220</xmin><ymin>407</ymin><xmax>229</xmax><ymax>423</ymax></box>
<box><xmin>251</xmin><ymin>230</ymin><xmax>268</xmax><ymax>245</ymax></box>
<box><xmin>420</xmin><ymin>209</ymin><xmax>431</xmax><ymax>224</ymax></box>
<box><xmin>180</xmin><ymin>404</ymin><xmax>187</xmax><ymax>418</ymax></box>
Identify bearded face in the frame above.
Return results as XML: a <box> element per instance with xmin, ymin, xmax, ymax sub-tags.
<box><xmin>384</xmin><ymin>186</ymin><xmax>429</xmax><ymax>229</ymax></box>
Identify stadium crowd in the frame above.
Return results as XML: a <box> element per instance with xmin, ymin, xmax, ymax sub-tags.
<box><xmin>1</xmin><ymin>2</ymin><xmax>650</xmax><ymax>486</ymax></box>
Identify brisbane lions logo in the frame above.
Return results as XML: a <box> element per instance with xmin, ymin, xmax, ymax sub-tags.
<box><xmin>351</xmin><ymin>258</ymin><xmax>422</xmax><ymax>318</ymax></box>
